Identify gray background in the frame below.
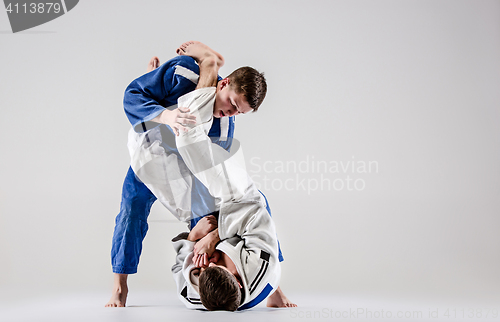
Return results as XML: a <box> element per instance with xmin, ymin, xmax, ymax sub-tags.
<box><xmin>0</xmin><ymin>0</ymin><xmax>499</xmax><ymax>304</ymax></box>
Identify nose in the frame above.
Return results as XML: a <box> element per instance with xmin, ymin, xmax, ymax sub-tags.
<box><xmin>226</xmin><ymin>106</ymin><xmax>238</xmax><ymax>117</ymax></box>
<box><xmin>208</xmin><ymin>262</ymin><xmax>216</xmax><ymax>267</ymax></box>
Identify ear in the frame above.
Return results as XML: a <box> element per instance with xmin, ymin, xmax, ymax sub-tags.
<box><xmin>218</xmin><ymin>78</ymin><xmax>230</xmax><ymax>90</ymax></box>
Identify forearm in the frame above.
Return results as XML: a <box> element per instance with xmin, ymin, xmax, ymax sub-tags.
<box><xmin>188</xmin><ymin>227</ymin><xmax>219</xmax><ymax>242</ymax></box>
<box><xmin>187</xmin><ymin>215</ymin><xmax>218</xmax><ymax>242</ymax></box>
<box><xmin>196</xmin><ymin>57</ymin><xmax>220</xmax><ymax>89</ymax></box>
<box><xmin>193</xmin><ymin>228</ymin><xmax>220</xmax><ymax>258</ymax></box>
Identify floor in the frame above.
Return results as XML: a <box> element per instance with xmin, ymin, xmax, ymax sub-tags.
<box><xmin>1</xmin><ymin>290</ymin><xmax>499</xmax><ymax>322</ymax></box>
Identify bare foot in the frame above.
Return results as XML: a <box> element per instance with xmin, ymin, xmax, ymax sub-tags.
<box><xmin>105</xmin><ymin>288</ymin><xmax>128</xmax><ymax>307</ymax></box>
<box><xmin>176</xmin><ymin>41</ymin><xmax>224</xmax><ymax>67</ymax></box>
<box><xmin>266</xmin><ymin>286</ymin><xmax>297</xmax><ymax>308</ymax></box>
<box><xmin>105</xmin><ymin>273</ymin><xmax>128</xmax><ymax>307</ymax></box>
<box><xmin>147</xmin><ymin>56</ymin><xmax>160</xmax><ymax>72</ymax></box>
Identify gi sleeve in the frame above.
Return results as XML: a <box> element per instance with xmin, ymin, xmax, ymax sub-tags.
<box><xmin>217</xmin><ymin>203</ymin><xmax>281</xmax><ymax>307</ymax></box>
<box><xmin>123</xmin><ymin>56</ymin><xmax>200</xmax><ymax>133</ymax></box>
<box><xmin>218</xmin><ymin>202</ymin><xmax>277</xmax><ymax>250</ymax></box>
<box><xmin>176</xmin><ymin>88</ymin><xmax>253</xmax><ymax>205</ymax></box>
<box><xmin>171</xmin><ymin>232</ymin><xmax>193</xmax><ymax>275</ymax></box>
<box><xmin>171</xmin><ymin>232</ymin><xmax>205</xmax><ymax>309</ymax></box>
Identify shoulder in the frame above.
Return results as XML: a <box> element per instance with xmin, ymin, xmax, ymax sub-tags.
<box><xmin>166</xmin><ymin>56</ymin><xmax>199</xmax><ymax>73</ymax></box>
<box><xmin>162</xmin><ymin>56</ymin><xmax>200</xmax><ymax>85</ymax></box>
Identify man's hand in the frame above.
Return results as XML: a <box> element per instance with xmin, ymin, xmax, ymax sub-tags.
<box><xmin>187</xmin><ymin>215</ymin><xmax>217</xmax><ymax>242</ymax></box>
<box><xmin>193</xmin><ymin>253</ymin><xmax>210</xmax><ymax>268</ymax></box>
<box><xmin>152</xmin><ymin>107</ymin><xmax>196</xmax><ymax>136</ymax></box>
<box><xmin>193</xmin><ymin>228</ymin><xmax>220</xmax><ymax>268</ymax></box>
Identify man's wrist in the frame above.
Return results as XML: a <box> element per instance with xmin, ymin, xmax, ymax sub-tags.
<box><xmin>187</xmin><ymin>230</ymin><xmax>199</xmax><ymax>242</ymax></box>
<box><xmin>151</xmin><ymin>109</ymin><xmax>169</xmax><ymax>124</ymax></box>
<box><xmin>211</xmin><ymin>228</ymin><xmax>220</xmax><ymax>243</ymax></box>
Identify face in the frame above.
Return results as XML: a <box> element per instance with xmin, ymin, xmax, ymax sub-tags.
<box><xmin>213</xmin><ymin>78</ymin><xmax>253</xmax><ymax>118</ymax></box>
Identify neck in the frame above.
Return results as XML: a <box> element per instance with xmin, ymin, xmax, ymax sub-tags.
<box><xmin>218</xmin><ymin>252</ymin><xmax>240</xmax><ymax>280</ymax></box>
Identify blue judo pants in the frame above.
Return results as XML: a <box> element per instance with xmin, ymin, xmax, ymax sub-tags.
<box><xmin>111</xmin><ymin>166</ymin><xmax>283</xmax><ymax>274</ymax></box>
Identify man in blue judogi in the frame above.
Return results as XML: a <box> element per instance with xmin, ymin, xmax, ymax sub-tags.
<box><xmin>106</xmin><ymin>41</ymin><xmax>293</xmax><ymax>309</ymax></box>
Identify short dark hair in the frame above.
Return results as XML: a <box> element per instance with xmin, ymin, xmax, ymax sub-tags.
<box><xmin>199</xmin><ymin>266</ymin><xmax>241</xmax><ymax>311</ymax></box>
<box><xmin>227</xmin><ymin>67</ymin><xmax>267</xmax><ymax>111</ymax></box>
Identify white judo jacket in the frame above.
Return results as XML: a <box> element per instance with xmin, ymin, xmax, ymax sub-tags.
<box><xmin>172</xmin><ymin>87</ymin><xmax>281</xmax><ymax>310</ymax></box>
